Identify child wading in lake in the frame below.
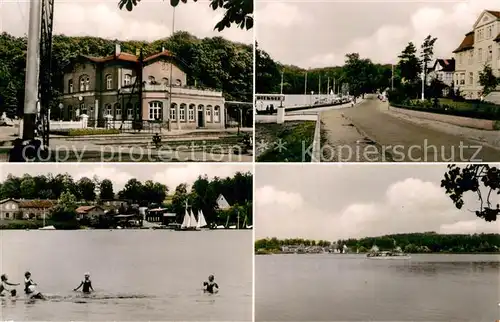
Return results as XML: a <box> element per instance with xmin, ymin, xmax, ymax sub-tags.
<box><xmin>74</xmin><ymin>273</ymin><xmax>94</xmax><ymax>294</ymax></box>
<box><xmin>24</xmin><ymin>271</ymin><xmax>44</xmax><ymax>299</ymax></box>
<box><xmin>203</xmin><ymin>275</ymin><xmax>219</xmax><ymax>294</ymax></box>
<box><xmin>0</xmin><ymin>274</ymin><xmax>19</xmax><ymax>297</ymax></box>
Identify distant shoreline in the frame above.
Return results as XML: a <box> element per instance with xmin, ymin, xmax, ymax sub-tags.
<box><xmin>255</xmin><ymin>250</ymin><xmax>500</xmax><ymax>255</ymax></box>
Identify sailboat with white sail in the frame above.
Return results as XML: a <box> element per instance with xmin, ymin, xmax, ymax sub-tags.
<box><xmin>180</xmin><ymin>207</ymin><xmax>198</xmax><ymax>231</ymax></box>
<box><xmin>196</xmin><ymin>210</ymin><xmax>208</xmax><ymax>230</ymax></box>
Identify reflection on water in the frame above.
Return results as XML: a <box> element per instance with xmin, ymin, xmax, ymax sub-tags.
<box><xmin>256</xmin><ymin>254</ymin><xmax>500</xmax><ymax>321</ymax></box>
<box><xmin>0</xmin><ymin>230</ymin><xmax>252</xmax><ymax>321</ymax></box>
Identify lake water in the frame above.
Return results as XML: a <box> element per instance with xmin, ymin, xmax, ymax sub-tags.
<box><xmin>0</xmin><ymin>230</ymin><xmax>252</xmax><ymax>321</ymax></box>
<box><xmin>256</xmin><ymin>253</ymin><xmax>500</xmax><ymax>321</ymax></box>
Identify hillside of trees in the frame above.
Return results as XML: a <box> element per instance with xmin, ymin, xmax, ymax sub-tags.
<box><xmin>0</xmin><ymin>171</ymin><xmax>253</xmax><ymax>228</ymax></box>
<box><xmin>256</xmin><ymin>232</ymin><xmax>500</xmax><ymax>254</ymax></box>
<box><xmin>256</xmin><ymin>43</ymin><xmax>393</xmax><ymax>97</ymax></box>
<box><xmin>0</xmin><ymin>31</ymin><xmax>252</xmax><ymax>118</ymax></box>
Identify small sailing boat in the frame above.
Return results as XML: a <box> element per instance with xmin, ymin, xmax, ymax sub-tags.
<box><xmin>196</xmin><ymin>210</ymin><xmax>208</xmax><ymax>230</ymax></box>
<box><xmin>180</xmin><ymin>204</ymin><xmax>199</xmax><ymax>231</ymax></box>
<box><xmin>38</xmin><ymin>212</ymin><xmax>55</xmax><ymax>230</ymax></box>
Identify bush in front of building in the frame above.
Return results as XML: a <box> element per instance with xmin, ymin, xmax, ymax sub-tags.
<box><xmin>50</xmin><ymin>129</ymin><xmax>120</xmax><ymax>136</ymax></box>
<box><xmin>391</xmin><ymin>99</ymin><xmax>500</xmax><ymax>121</ymax></box>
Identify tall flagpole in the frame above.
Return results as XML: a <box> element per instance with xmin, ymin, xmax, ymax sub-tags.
<box><xmin>280</xmin><ymin>71</ymin><xmax>284</xmax><ymax>95</ymax></box>
<box><xmin>318</xmin><ymin>75</ymin><xmax>321</xmax><ymax>99</ymax></box>
<box><xmin>304</xmin><ymin>71</ymin><xmax>307</xmax><ymax>95</ymax></box>
<box><xmin>391</xmin><ymin>64</ymin><xmax>394</xmax><ymax>90</ymax></box>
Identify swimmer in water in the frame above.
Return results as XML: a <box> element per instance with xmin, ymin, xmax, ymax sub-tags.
<box><xmin>74</xmin><ymin>273</ymin><xmax>94</xmax><ymax>294</ymax></box>
<box><xmin>0</xmin><ymin>274</ymin><xmax>19</xmax><ymax>297</ymax></box>
<box><xmin>203</xmin><ymin>275</ymin><xmax>219</xmax><ymax>294</ymax></box>
<box><xmin>24</xmin><ymin>271</ymin><xmax>44</xmax><ymax>300</ymax></box>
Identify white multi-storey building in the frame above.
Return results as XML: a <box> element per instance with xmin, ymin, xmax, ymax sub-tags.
<box><xmin>453</xmin><ymin>10</ymin><xmax>500</xmax><ymax>100</ymax></box>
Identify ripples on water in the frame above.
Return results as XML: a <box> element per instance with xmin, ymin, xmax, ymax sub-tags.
<box><xmin>256</xmin><ymin>254</ymin><xmax>500</xmax><ymax>321</ymax></box>
<box><xmin>0</xmin><ymin>230</ymin><xmax>252</xmax><ymax>321</ymax></box>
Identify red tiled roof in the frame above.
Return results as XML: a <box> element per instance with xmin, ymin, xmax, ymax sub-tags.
<box><xmin>143</xmin><ymin>50</ymin><xmax>175</xmax><ymax>63</ymax></box>
<box><xmin>83</xmin><ymin>52</ymin><xmax>138</xmax><ymax>63</ymax></box>
<box><xmin>436</xmin><ymin>58</ymin><xmax>455</xmax><ymax>72</ymax></box>
<box><xmin>453</xmin><ymin>31</ymin><xmax>474</xmax><ymax>53</ymax></box>
<box><xmin>82</xmin><ymin>50</ymin><xmax>175</xmax><ymax>65</ymax></box>
<box><xmin>19</xmin><ymin>200</ymin><xmax>56</xmax><ymax>209</ymax></box>
<box><xmin>76</xmin><ymin>205</ymin><xmax>102</xmax><ymax>214</ymax></box>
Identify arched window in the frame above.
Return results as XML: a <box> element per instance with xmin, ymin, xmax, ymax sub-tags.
<box><xmin>105</xmin><ymin>104</ymin><xmax>112</xmax><ymax>116</ymax></box>
<box><xmin>170</xmin><ymin>103</ymin><xmax>177</xmax><ymax>121</ymax></box>
<box><xmin>114</xmin><ymin>103</ymin><xmax>121</xmax><ymax>118</ymax></box>
<box><xmin>214</xmin><ymin>105</ymin><xmax>220</xmax><ymax>123</ymax></box>
<box><xmin>162</xmin><ymin>77</ymin><xmax>169</xmax><ymax>85</ymax></box>
<box><xmin>188</xmin><ymin>104</ymin><xmax>195</xmax><ymax>121</ymax></box>
<box><xmin>148</xmin><ymin>76</ymin><xmax>156</xmax><ymax>84</ymax></box>
<box><xmin>79</xmin><ymin>76</ymin><xmax>85</xmax><ymax>92</ymax></box>
<box><xmin>68</xmin><ymin>79</ymin><xmax>73</xmax><ymax>93</ymax></box>
<box><xmin>124</xmin><ymin>74</ymin><xmax>132</xmax><ymax>86</ymax></box>
<box><xmin>179</xmin><ymin>103</ymin><xmax>186</xmax><ymax>121</ymax></box>
<box><xmin>79</xmin><ymin>75</ymin><xmax>90</xmax><ymax>91</ymax></box>
<box><xmin>126</xmin><ymin>102</ymin><xmax>133</xmax><ymax>120</ymax></box>
<box><xmin>106</xmin><ymin>75</ymin><xmax>112</xmax><ymax>90</ymax></box>
<box><xmin>206</xmin><ymin>105</ymin><xmax>212</xmax><ymax>123</ymax></box>
<box><xmin>175</xmin><ymin>79</ymin><xmax>182</xmax><ymax>86</ymax></box>
<box><xmin>149</xmin><ymin>101</ymin><xmax>163</xmax><ymax>120</ymax></box>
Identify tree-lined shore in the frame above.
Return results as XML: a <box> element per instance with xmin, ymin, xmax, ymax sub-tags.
<box><xmin>255</xmin><ymin>233</ymin><xmax>500</xmax><ymax>254</ymax></box>
<box><xmin>0</xmin><ymin>171</ymin><xmax>253</xmax><ymax>229</ymax></box>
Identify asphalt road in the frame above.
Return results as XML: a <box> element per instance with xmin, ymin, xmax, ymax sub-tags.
<box><xmin>320</xmin><ymin>97</ymin><xmax>500</xmax><ymax>162</ymax></box>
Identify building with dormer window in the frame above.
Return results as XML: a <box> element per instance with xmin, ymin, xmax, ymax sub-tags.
<box><xmin>59</xmin><ymin>44</ymin><xmax>226</xmax><ymax>130</ymax></box>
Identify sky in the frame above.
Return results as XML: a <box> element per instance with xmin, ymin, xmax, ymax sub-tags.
<box><xmin>255</xmin><ymin>164</ymin><xmax>500</xmax><ymax>240</ymax></box>
<box><xmin>0</xmin><ymin>0</ymin><xmax>251</xmax><ymax>44</ymax></box>
<box><xmin>0</xmin><ymin>163</ymin><xmax>252</xmax><ymax>192</ymax></box>
<box><xmin>256</xmin><ymin>0</ymin><xmax>499</xmax><ymax>68</ymax></box>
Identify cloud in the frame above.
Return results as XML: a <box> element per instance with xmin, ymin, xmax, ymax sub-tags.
<box><xmin>73</xmin><ymin>166</ymin><xmax>134</xmax><ymax>190</ymax></box>
<box><xmin>257</xmin><ymin>0</ymin><xmax>498</xmax><ymax>68</ymax></box>
<box><xmin>256</xmin><ymin>2</ymin><xmax>310</xmax><ymax>29</ymax></box>
<box><xmin>152</xmin><ymin>164</ymin><xmax>251</xmax><ymax>191</ymax></box>
<box><xmin>256</xmin><ymin>178</ymin><xmax>498</xmax><ymax>240</ymax></box>
<box><xmin>0</xmin><ymin>0</ymin><xmax>251</xmax><ymax>44</ymax></box>
<box><xmin>255</xmin><ymin>185</ymin><xmax>303</xmax><ymax>209</ymax></box>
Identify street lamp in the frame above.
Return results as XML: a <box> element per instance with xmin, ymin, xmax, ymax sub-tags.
<box><xmin>58</xmin><ymin>103</ymin><xmax>63</xmax><ymax>120</ymax></box>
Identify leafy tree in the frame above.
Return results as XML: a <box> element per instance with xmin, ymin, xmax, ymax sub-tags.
<box><xmin>0</xmin><ymin>174</ymin><xmax>22</xmax><ymax>199</ymax></box>
<box><xmin>19</xmin><ymin>175</ymin><xmax>37</xmax><ymax>199</ymax></box>
<box><xmin>118</xmin><ymin>178</ymin><xmax>144</xmax><ymax>204</ymax></box>
<box><xmin>478</xmin><ymin>64</ymin><xmax>499</xmax><ymax>95</ymax></box>
<box><xmin>441</xmin><ymin>164</ymin><xmax>499</xmax><ymax>222</ymax></box>
<box><xmin>50</xmin><ymin>191</ymin><xmax>78</xmax><ymax>222</ymax></box>
<box><xmin>99</xmin><ymin>179</ymin><xmax>115</xmax><ymax>200</ymax></box>
<box><xmin>398</xmin><ymin>42</ymin><xmax>421</xmax><ymax>87</ymax></box>
<box><xmin>77</xmin><ymin>177</ymin><xmax>96</xmax><ymax>201</ymax></box>
<box><xmin>142</xmin><ymin>180</ymin><xmax>168</xmax><ymax>205</ymax></box>
<box><xmin>118</xmin><ymin>0</ymin><xmax>253</xmax><ymax>31</ymax></box>
<box><xmin>255</xmin><ymin>43</ymin><xmax>281</xmax><ymax>94</ymax></box>
<box><xmin>420</xmin><ymin>35</ymin><xmax>437</xmax><ymax>88</ymax></box>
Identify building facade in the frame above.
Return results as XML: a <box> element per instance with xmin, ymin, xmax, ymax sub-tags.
<box><xmin>427</xmin><ymin>59</ymin><xmax>455</xmax><ymax>96</ymax></box>
<box><xmin>0</xmin><ymin>199</ymin><xmax>55</xmax><ymax>220</ymax></box>
<box><xmin>60</xmin><ymin>45</ymin><xmax>226</xmax><ymax>130</ymax></box>
<box><xmin>453</xmin><ymin>10</ymin><xmax>500</xmax><ymax>99</ymax></box>
<box><xmin>0</xmin><ymin>198</ymin><xmax>20</xmax><ymax>220</ymax></box>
